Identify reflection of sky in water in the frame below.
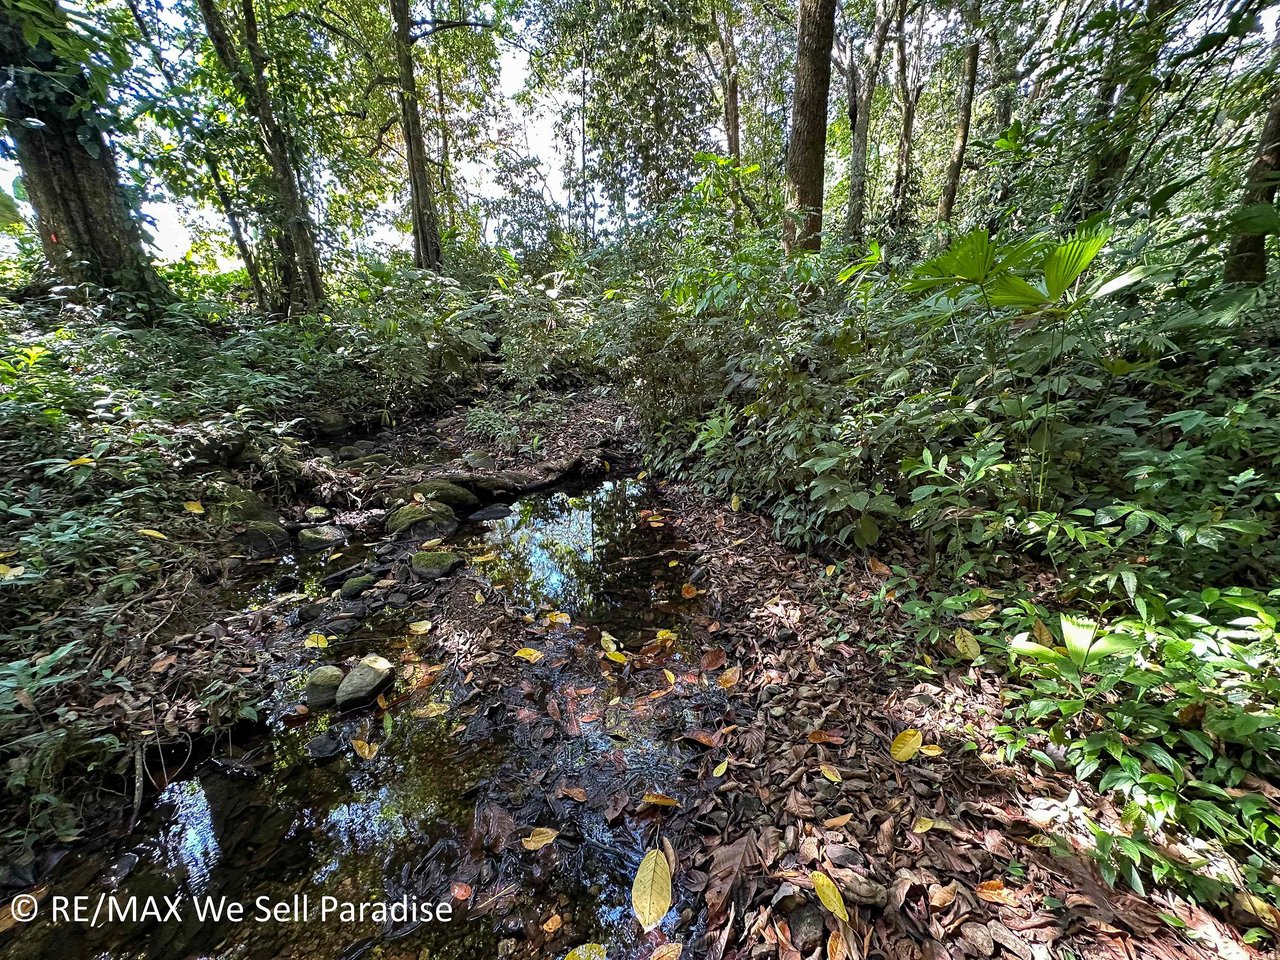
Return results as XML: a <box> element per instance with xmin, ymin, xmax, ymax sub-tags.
<box><xmin>154</xmin><ymin>781</ymin><xmax>220</xmax><ymax>895</ymax></box>
<box><xmin>483</xmin><ymin>480</ymin><xmax>641</xmax><ymax>614</ymax></box>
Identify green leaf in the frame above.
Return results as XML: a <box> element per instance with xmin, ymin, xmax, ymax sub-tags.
<box><xmin>1043</xmin><ymin>227</ymin><xmax>1110</xmax><ymax>300</ymax></box>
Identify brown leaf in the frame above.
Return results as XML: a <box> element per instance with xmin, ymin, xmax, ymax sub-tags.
<box><xmin>975</xmin><ymin>880</ymin><xmax>1019</xmax><ymax>906</ymax></box>
<box><xmin>704</xmin><ymin>834</ymin><xmax>757</xmax><ymax>920</ymax></box>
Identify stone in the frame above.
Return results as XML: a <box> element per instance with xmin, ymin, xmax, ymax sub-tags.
<box><xmin>305</xmin><ymin>665</ymin><xmax>345</xmax><ymax>708</ymax></box>
<box><xmin>347</xmin><ymin>454</ymin><xmax>392</xmax><ymax>470</ymax></box>
<box><xmin>462</xmin><ymin>450</ymin><xmax>498</xmax><ymax>470</ymax></box>
<box><xmin>295</xmin><ymin>603</ymin><xmax>326</xmax><ymax>623</ymax></box>
<box><xmin>788</xmin><ymin>903</ymin><xmax>825</xmax><ymax>954</ymax></box>
<box><xmin>298</xmin><ymin>524</ymin><xmax>347</xmax><ymax>551</ymax></box>
<box><xmin>469</xmin><ymin>503</ymin><xmax>512</xmax><ymax>522</ymax></box>
<box><xmin>336</xmin><ymin>445</ymin><xmax>364</xmax><ymax>462</ymax></box>
<box><xmin>306</xmin><ymin>732</ymin><xmax>343</xmax><ymax>760</ymax></box>
<box><xmin>236</xmin><ymin>520</ymin><xmax>291</xmax><ymax>558</ymax></box>
<box><xmin>304</xmin><ymin>506</ymin><xmax>331</xmax><ymax>522</ymax></box>
<box><xmin>410</xmin><ymin>551</ymin><xmax>463</xmax><ymax>580</ymax></box>
<box><xmin>326</xmin><ymin>618</ymin><xmax>362</xmax><ymax>636</ymax></box>
<box><xmin>216</xmin><ymin>484</ymin><xmax>277</xmax><ymax>524</ymax></box>
<box><xmin>390</xmin><ymin>480</ymin><xmax>480</xmax><ymax>510</ymax></box>
<box><xmin>335</xmin><ymin>655</ymin><xmax>394</xmax><ymax>709</ymax></box>
<box><xmin>310</xmin><ymin>411</ymin><xmax>349</xmax><ymax>439</ymax></box>
<box><xmin>385</xmin><ymin>501</ymin><xmax>457</xmax><ymax>538</ymax></box>
<box><xmin>339</xmin><ymin>575</ymin><xmax>376</xmax><ymax>600</ymax></box>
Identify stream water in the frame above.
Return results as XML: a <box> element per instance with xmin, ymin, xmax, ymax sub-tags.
<box><xmin>3</xmin><ymin>478</ymin><xmax>716</xmax><ymax>960</ymax></box>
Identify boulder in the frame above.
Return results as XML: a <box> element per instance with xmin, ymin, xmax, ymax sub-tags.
<box><xmin>469</xmin><ymin>503</ymin><xmax>512</xmax><ymax>522</ymax></box>
<box><xmin>299</xmin><ymin>524</ymin><xmax>347</xmax><ymax>551</ymax></box>
<box><xmin>390</xmin><ymin>480</ymin><xmax>480</xmax><ymax>511</ymax></box>
<box><xmin>236</xmin><ymin>520</ymin><xmax>291</xmax><ymax>558</ymax></box>
<box><xmin>305</xmin><ymin>665</ymin><xmax>345</xmax><ymax>708</ymax></box>
<box><xmin>385</xmin><ymin>501</ymin><xmax>457</xmax><ymax>538</ymax></box>
<box><xmin>335</xmin><ymin>655</ymin><xmax>394</xmax><ymax>709</ymax></box>
<box><xmin>410</xmin><ymin>551</ymin><xmax>463</xmax><ymax>580</ymax></box>
<box><xmin>215</xmin><ymin>484</ymin><xmax>277</xmax><ymax>524</ymax></box>
<box><xmin>339</xmin><ymin>575</ymin><xmax>376</xmax><ymax>600</ymax></box>
<box><xmin>310</xmin><ymin>410</ymin><xmax>349</xmax><ymax>439</ymax></box>
<box><xmin>304</xmin><ymin>506</ymin><xmax>331</xmax><ymax>522</ymax></box>
<box><xmin>347</xmin><ymin>453</ymin><xmax>392</xmax><ymax>470</ymax></box>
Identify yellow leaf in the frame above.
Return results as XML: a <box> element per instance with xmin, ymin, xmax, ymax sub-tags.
<box><xmin>680</xmin><ymin>583</ymin><xmax>699</xmax><ymax>599</ymax></box>
<box><xmin>642</xmin><ymin>792</ymin><xmax>680</xmax><ymax>807</ymax></box>
<box><xmin>411</xmin><ymin>703</ymin><xmax>450</xmax><ymax>718</ymax></box>
<box><xmin>471</xmin><ymin>552</ymin><xmax>498</xmax><ymax>563</ymax></box>
<box><xmin>566</xmin><ymin>946</ymin><xmax>606</xmax><ymax>960</ymax></box>
<box><xmin>954</xmin><ymin>627</ymin><xmax>980</xmax><ymax>661</ymax></box>
<box><xmin>717</xmin><ymin>666</ymin><xmax>741</xmax><ymax>689</ymax></box>
<box><xmin>912</xmin><ymin>816</ymin><xmax>935</xmax><ymax>833</ymax></box>
<box><xmin>890</xmin><ymin>729</ymin><xmax>923</xmax><ymax>762</ymax></box>
<box><xmin>637</xmin><ymin>471</ymin><xmax>649</xmax><ymax>480</ymax></box>
<box><xmin>542</xmin><ymin>913</ymin><xmax>563</xmax><ymax>934</ymax></box>
<box><xmin>351</xmin><ymin>739</ymin><xmax>378</xmax><ymax>760</ymax></box>
<box><xmin>825</xmin><ymin>564</ymin><xmax>836</xmax><ymax>577</ymax></box>
<box><xmin>408</xmin><ymin>620</ymin><xmax>433</xmax><ymax>635</ymax></box>
<box><xmin>600</xmin><ymin>633</ymin><xmax>618</xmax><ymax>653</ymax></box>
<box><xmin>819</xmin><ymin>763</ymin><xmax>843</xmax><ymax>783</ymax></box>
<box><xmin>664</xmin><ymin>669</ymin><xmax>676</xmax><ymax>685</ymax></box>
<box><xmin>868</xmin><ymin>557</ymin><xmax>891</xmax><ymax>577</ymax></box>
<box><xmin>632</xmin><ymin>848</ymin><xmax>673</xmax><ymax>932</ymax></box>
<box><xmin>521</xmin><ymin>827</ymin><xmax>560</xmax><ymax>851</ymax></box>
<box><xmin>650</xmin><ymin>945</ymin><xmax>683</xmax><ymax>960</ymax></box>
<box><xmin>67</xmin><ymin>456</ymin><xmax>95</xmax><ymax>467</ymax></box>
<box><xmin>137</xmin><ymin>529</ymin><xmax>167</xmax><ymax>540</ymax></box>
<box><xmin>183</xmin><ymin>500</ymin><xmax>204</xmax><ymax>514</ymax></box>
<box><xmin>474</xmin><ymin>591</ymin><xmax>486</xmax><ymax>604</ymax></box>
<box><xmin>514</xmin><ymin>648</ymin><xmax>544</xmax><ymax>663</ymax></box>
<box><xmin>0</xmin><ymin>564</ymin><xmax>24</xmax><ymax>581</ymax></box>
<box><xmin>730</xmin><ymin>493</ymin><xmax>741</xmax><ymax>512</ymax></box>
<box><xmin>605</xmin><ymin>650</ymin><xmax>627</xmax><ymax>664</ymax></box>
<box><xmin>975</xmin><ymin>879</ymin><xmax>1018</xmax><ymax>905</ymax></box>
<box><xmin>656</xmin><ymin>628</ymin><xmax>678</xmax><ymax>643</ymax></box>
<box><xmin>828</xmin><ymin>929</ymin><xmax>848</xmax><ymax>960</ymax></box>
<box><xmin>304</xmin><ymin>633</ymin><xmax>329</xmax><ymax>649</ymax></box>
<box><xmin>667</xmin><ymin>559</ymin><xmax>679</xmax><ymax>567</ymax></box>
<box><xmin>920</xmin><ymin>744</ymin><xmax>943</xmax><ymax>757</ymax></box>
<box><xmin>1033</xmin><ymin>618</ymin><xmax>1054</xmax><ymax>646</ymax></box>
<box><xmin>547</xmin><ymin>611</ymin><xmax>571</xmax><ymax>625</ymax></box>
<box><xmin>810</xmin><ymin>870</ymin><xmax>849</xmax><ymax>922</ymax></box>
<box><xmin>713</xmin><ymin>758</ymin><xmax>729</xmax><ymax>777</ymax></box>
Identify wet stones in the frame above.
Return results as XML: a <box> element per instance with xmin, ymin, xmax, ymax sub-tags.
<box><xmin>469</xmin><ymin>503</ymin><xmax>512</xmax><ymax>521</ymax></box>
<box><xmin>299</xmin><ymin>524</ymin><xmax>347</xmax><ymax>551</ymax></box>
<box><xmin>409</xmin><ymin>551</ymin><xmax>463</xmax><ymax>580</ymax></box>
<box><xmin>303</xmin><ymin>505</ymin><xmax>331</xmax><ymax>522</ymax></box>
<box><xmin>339</xmin><ymin>575</ymin><xmax>376</xmax><ymax>599</ymax></box>
<box><xmin>389</xmin><ymin>479</ymin><xmax>479</xmax><ymax>511</ymax></box>
<box><xmin>305</xmin><ymin>665</ymin><xmax>345</xmax><ymax>708</ymax></box>
<box><xmin>236</xmin><ymin>520</ymin><xmax>291</xmax><ymax>558</ymax></box>
<box><xmin>335</xmin><ymin>654</ymin><xmax>394</xmax><ymax>709</ymax></box>
<box><xmin>384</xmin><ymin>500</ymin><xmax>457</xmax><ymax>538</ymax></box>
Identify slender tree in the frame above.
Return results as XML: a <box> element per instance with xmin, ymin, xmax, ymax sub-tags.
<box><xmin>784</xmin><ymin>0</ymin><xmax>838</xmax><ymax>252</ymax></box>
<box><xmin>1224</xmin><ymin>86</ymin><xmax>1280</xmax><ymax>285</ymax></box>
<box><xmin>844</xmin><ymin>0</ymin><xmax>895</xmax><ymax>240</ymax></box>
<box><xmin>888</xmin><ymin>0</ymin><xmax>925</xmax><ymax>230</ymax></box>
<box><xmin>937</xmin><ymin>16</ymin><xmax>979</xmax><ymax>223</ymax></box>
<box><xmin>196</xmin><ymin>0</ymin><xmax>325</xmax><ymax>312</ymax></box>
<box><xmin>0</xmin><ymin>0</ymin><xmax>161</xmax><ymax>293</ymax></box>
<box><xmin>389</xmin><ymin>0</ymin><xmax>444</xmax><ymax>268</ymax></box>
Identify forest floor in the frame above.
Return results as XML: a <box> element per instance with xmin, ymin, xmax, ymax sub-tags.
<box><xmin>0</xmin><ymin>388</ymin><xmax>1265</xmax><ymax>960</ymax></box>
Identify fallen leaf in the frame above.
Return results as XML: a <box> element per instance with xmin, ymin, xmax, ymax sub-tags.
<box><xmin>547</xmin><ymin>611</ymin><xmax>571</xmax><ymax>625</ymax></box>
<box><xmin>954</xmin><ymin>627</ymin><xmax>980</xmax><ymax>660</ymax></box>
<box><xmin>664</xmin><ymin>669</ymin><xmax>677</xmax><ymax>685</ymax></box>
<box><xmin>975</xmin><ymin>880</ymin><xmax>1019</xmax><ymax>906</ymax></box>
<box><xmin>868</xmin><ymin>556</ymin><xmax>891</xmax><ymax>576</ymax></box>
<box><xmin>819</xmin><ymin>763</ymin><xmax>843</xmax><ymax>783</ymax></box>
<box><xmin>810</xmin><ymin>870</ymin><xmax>849</xmax><ymax>922</ymax></box>
<box><xmin>542</xmin><ymin>913</ymin><xmax>563</xmax><ymax>934</ymax></box>
<box><xmin>304</xmin><ymin>633</ymin><xmax>329</xmax><ymax>649</ymax></box>
<box><xmin>566</xmin><ymin>946</ymin><xmax>606</xmax><ymax>960</ymax></box>
<box><xmin>514</xmin><ymin>648</ymin><xmax>544</xmax><ymax>663</ymax></box>
<box><xmin>351</xmin><ymin>739</ymin><xmax>378</xmax><ymax>760</ymax></box>
<box><xmin>474</xmin><ymin>591</ymin><xmax>486</xmax><ymax>604</ymax></box>
<box><xmin>681</xmin><ymin>583</ymin><xmax>699</xmax><ymax>599</ymax></box>
<box><xmin>890</xmin><ymin>729</ymin><xmax>923</xmax><ymax>762</ymax></box>
<box><xmin>824</xmin><ymin>813</ymin><xmax>852</xmax><ymax>829</ymax></box>
<box><xmin>650</xmin><ymin>945</ymin><xmax>683</xmax><ymax>960</ymax></box>
<box><xmin>137</xmin><ymin>529</ymin><xmax>167</xmax><ymax>540</ymax></box>
<box><xmin>560</xmin><ymin>785</ymin><xmax>587</xmax><ymax>802</ymax></box>
<box><xmin>713</xmin><ymin>758</ymin><xmax>729</xmax><ymax>777</ymax></box>
<box><xmin>408</xmin><ymin>620</ymin><xmax>433</xmax><ymax>634</ymax></box>
<box><xmin>929</xmin><ymin>881</ymin><xmax>958</xmax><ymax>908</ymax></box>
<box><xmin>717</xmin><ymin>666</ymin><xmax>741</xmax><ymax>689</ymax></box>
<box><xmin>411</xmin><ymin>703</ymin><xmax>449</xmax><ymax>718</ymax></box>
<box><xmin>183</xmin><ymin>500</ymin><xmax>204</xmax><ymax>514</ymax></box>
<box><xmin>605</xmin><ymin>650</ymin><xmax>627</xmax><ymax>664</ymax></box>
<box><xmin>656</xmin><ymin>628</ymin><xmax>679</xmax><ymax>643</ymax></box>
<box><xmin>643</xmin><ymin>792</ymin><xmax>680</xmax><ymax>807</ymax></box>
<box><xmin>911</xmin><ymin>816</ymin><xmax>935</xmax><ymax>833</ymax></box>
<box><xmin>828</xmin><ymin>928</ymin><xmax>848</xmax><ymax>960</ymax></box>
<box><xmin>919</xmin><ymin>744</ymin><xmax>943</xmax><ymax>757</ymax></box>
<box><xmin>522</xmin><ymin>827</ymin><xmax>560</xmax><ymax>851</ymax></box>
<box><xmin>632</xmin><ymin>848</ymin><xmax>673</xmax><ymax>932</ymax></box>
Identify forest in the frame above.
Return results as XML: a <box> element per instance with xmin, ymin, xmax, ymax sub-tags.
<box><xmin>1</xmin><ymin>0</ymin><xmax>1279</xmax><ymax>957</ymax></box>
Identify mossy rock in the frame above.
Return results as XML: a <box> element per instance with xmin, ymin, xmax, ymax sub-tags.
<box><xmin>391</xmin><ymin>480</ymin><xmax>480</xmax><ymax>511</ymax></box>
<box><xmin>339</xmin><ymin>575</ymin><xmax>376</xmax><ymax>600</ymax></box>
<box><xmin>304</xmin><ymin>506</ymin><xmax>331</xmax><ymax>522</ymax></box>
<box><xmin>336</xmin><ymin>445</ymin><xmax>365</xmax><ymax>462</ymax></box>
<box><xmin>347</xmin><ymin>453</ymin><xmax>392</xmax><ymax>470</ymax></box>
<box><xmin>410</xmin><ymin>551</ymin><xmax>463</xmax><ymax>579</ymax></box>
<box><xmin>214</xmin><ymin>484</ymin><xmax>277</xmax><ymax>524</ymax></box>
<box><xmin>306</xmin><ymin>665</ymin><xmax>345</xmax><ymax>708</ymax></box>
<box><xmin>236</xmin><ymin>520</ymin><xmax>291</xmax><ymax>558</ymax></box>
<box><xmin>385</xmin><ymin>501</ymin><xmax>457</xmax><ymax>538</ymax></box>
<box><xmin>299</xmin><ymin>524</ymin><xmax>347</xmax><ymax>551</ymax></box>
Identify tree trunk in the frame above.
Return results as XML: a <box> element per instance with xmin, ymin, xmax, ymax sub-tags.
<box><xmin>784</xmin><ymin>0</ymin><xmax>838</xmax><ymax>253</ymax></box>
<box><xmin>389</xmin><ymin>0</ymin><xmax>444</xmax><ymax>268</ymax></box>
<box><xmin>844</xmin><ymin>2</ymin><xmax>894</xmax><ymax>240</ymax></box>
<box><xmin>937</xmin><ymin>35</ymin><xmax>979</xmax><ymax>223</ymax></box>
<box><xmin>0</xmin><ymin>0</ymin><xmax>161</xmax><ymax>293</ymax></box>
<box><xmin>197</xmin><ymin>0</ymin><xmax>324</xmax><ymax>311</ymax></box>
<box><xmin>714</xmin><ymin>3</ymin><xmax>741</xmax><ymax>161</ymax></box>
<box><xmin>1224</xmin><ymin>88</ymin><xmax>1280</xmax><ymax>285</ymax></box>
<box><xmin>889</xmin><ymin>2</ymin><xmax>922</xmax><ymax>229</ymax></box>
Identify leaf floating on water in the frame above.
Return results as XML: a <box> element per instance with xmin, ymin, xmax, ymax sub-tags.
<box><xmin>650</xmin><ymin>944</ymin><xmax>683</xmax><ymax>960</ymax></box>
<box><xmin>810</xmin><ymin>870</ymin><xmax>849</xmax><ymax>922</ymax></box>
<box><xmin>819</xmin><ymin>763</ymin><xmax>843</xmax><ymax>783</ymax></box>
<box><xmin>411</xmin><ymin>703</ymin><xmax>449</xmax><ymax>718</ymax></box>
<box><xmin>890</xmin><ymin>729</ymin><xmax>923</xmax><ymax>762</ymax></box>
<box><xmin>717</xmin><ymin>666</ymin><xmax>741</xmax><ymax>689</ymax></box>
<box><xmin>351</xmin><ymin>739</ymin><xmax>378</xmax><ymax>760</ymax></box>
<box><xmin>521</xmin><ymin>827</ymin><xmax>560</xmax><ymax>851</ymax></box>
<box><xmin>632</xmin><ymin>848</ymin><xmax>673</xmax><ymax>933</ymax></box>
<box><xmin>642</xmin><ymin>792</ymin><xmax>680</xmax><ymax>807</ymax></box>
<box><xmin>183</xmin><ymin>500</ymin><xmax>204</xmax><ymax>514</ymax></box>
<box><xmin>137</xmin><ymin>528</ymin><xmax>167</xmax><ymax>540</ymax></box>
<box><xmin>566</xmin><ymin>945</ymin><xmax>606</xmax><ymax>960</ymax></box>
<box><xmin>514</xmin><ymin>648</ymin><xmax>544</xmax><ymax>663</ymax></box>
<box><xmin>304</xmin><ymin>633</ymin><xmax>329</xmax><ymax>649</ymax></box>
<box><xmin>547</xmin><ymin>611</ymin><xmax>571</xmax><ymax>625</ymax></box>
<box><xmin>954</xmin><ymin>627</ymin><xmax>980</xmax><ymax>661</ymax></box>
<box><xmin>408</xmin><ymin>620</ymin><xmax>433</xmax><ymax>635</ymax></box>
